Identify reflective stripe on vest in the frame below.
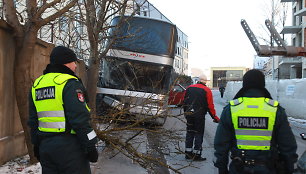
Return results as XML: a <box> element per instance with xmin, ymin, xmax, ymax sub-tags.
<box><xmin>32</xmin><ymin>73</ymin><xmax>77</xmax><ymax>133</ymax></box>
<box><xmin>37</xmin><ymin>111</ymin><xmax>65</xmax><ymax>118</ymax></box>
<box><xmin>230</xmin><ymin>97</ymin><xmax>278</xmax><ymax>150</ymax></box>
<box><xmin>230</xmin><ymin>98</ymin><xmax>243</xmax><ymax>106</ymax></box>
<box><xmin>38</xmin><ymin>121</ymin><xmax>65</xmax><ymax>129</ymax></box>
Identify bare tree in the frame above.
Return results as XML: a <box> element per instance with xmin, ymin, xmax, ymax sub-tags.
<box><xmin>39</xmin><ymin>0</ymin><xmax>146</xmax><ymax>114</ymax></box>
<box><xmin>257</xmin><ymin>0</ymin><xmax>289</xmax><ymax>45</ymax></box>
<box><xmin>3</xmin><ymin>0</ymin><xmax>77</xmax><ymax>163</ymax></box>
<box><xmin>73</xmin><ymin>2</ymin><xmax>193</xmax><ymax>172</ymax></box>
<box><xmin>3</xmin><ymin>1</ymin><xmax>196</xmax><ymax>172</ymax></box>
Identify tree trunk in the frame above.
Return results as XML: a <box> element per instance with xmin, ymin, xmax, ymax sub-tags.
<box><xmin>86</xmin><ymin>61</ymin><xmax>99</xmax><ymax>128</ymax></box>
<box><xmin>14</xmin><ymin>28</ymin><xmax>38</xmax><ymax>164</ymax></box>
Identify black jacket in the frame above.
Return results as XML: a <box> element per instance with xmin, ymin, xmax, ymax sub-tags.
<box><xmin>28</xmin><ymin>64</ymin><xmax>97</xmax><ymax>153</ymax></box>
<box><xmin>183</xmin><ymin>82</ymin><xmax>216</xmax><ymax>117</ymax></box>
<box><xmin>214</xmin><ymin>88</ymin><xmax>298</xmax><ymax>174</ymax></box>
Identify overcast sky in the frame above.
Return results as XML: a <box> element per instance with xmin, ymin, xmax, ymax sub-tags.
<box><xmin>148</xmin><ymin>0</ymin><xmax>292</xmax><ymax>74</ymax></box>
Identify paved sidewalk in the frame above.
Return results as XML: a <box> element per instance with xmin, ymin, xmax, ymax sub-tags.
<box><xmin>91</xmin><ymin>147</ymin><xmax>147</xmax><ymax>174</ymax></box>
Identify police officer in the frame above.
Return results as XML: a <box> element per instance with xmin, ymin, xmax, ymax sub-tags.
<box><xmin>183</xmin><ymin>75</ymin><xmax>220</xmax><ymax>161</ymax></box>
<box><xmin>214</xmin><ymin>69</ymin><xmax>298</xmax><ymax>174</ymax></box>
<box><xmin>28</xmin><ymin>46</ymin><xmax>98</xmax><ymax>174</ymax></box>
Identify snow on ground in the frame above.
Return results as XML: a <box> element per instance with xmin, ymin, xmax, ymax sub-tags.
<box><xmin>289</xmin><ymin>117</ymin><xmax>306</xmax><ymax>129</ymax></box>
<box><xmin>0</xmin><ymin>155</ymin><xmax>41</xmax><ymax>174</ymax></box>
<box><xmin>93</xmin><ymin>129</ymin><xmax>148</xmax><ymax>174</ymax></box>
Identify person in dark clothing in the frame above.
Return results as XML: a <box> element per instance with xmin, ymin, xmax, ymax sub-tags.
<box><xmin>219</xmin><ymin>86</ymin><xmax>225</xmax><ymax>98</ymax></box>
<box><xmin>28</xmin><ymin>46</ymin><xmax>98</xmax><ymax>174</ymax></box>
<box><xmin>183</xmin><ymin>75</ymin><xmax>220</xmax><ymax>161</ymax></box>
<box><xmin>214</xmin><ymin>69</ymin><xmax>298</xmax><ymax>174</ymax></box>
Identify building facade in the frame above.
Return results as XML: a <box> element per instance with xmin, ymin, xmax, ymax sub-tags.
<box><xmin>280</xmin><ymin>0</ymin><xmax>306</xmax><ymax>79</ymax></box>
<box><xmin>210</xmin><ymin>67</ymin><xmax>248</xmax><ymax>88</ymax></box>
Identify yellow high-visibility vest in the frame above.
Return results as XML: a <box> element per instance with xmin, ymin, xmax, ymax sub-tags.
<box><xmin>32</xmin><ymin>73</ymin><xmax>78</xmax><ymax>133</ymax></box>
<box><xmin>230</xmin><ymin>97</ymin><xmax>278</xmax><ymax>150</ymax></box>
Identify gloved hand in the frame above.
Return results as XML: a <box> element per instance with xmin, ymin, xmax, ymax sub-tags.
<box><xmin>213</xmin><ymin>115</ymin><xmax>220</xmax><ymax>123</ymax></box>
<box><xmin>87</xmin><ymin>147</ymin><xmax>98</xmax><ymax>162</ymax></box>
<box><xmin>33</xmin><ymin>145</ymin><xmax>40</xmax><ymax>161</ymax></box>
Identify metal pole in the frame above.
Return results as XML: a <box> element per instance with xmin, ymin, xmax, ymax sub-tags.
<box><xmin>272</xmin><ymin>0</ymin><xmax>275</xmax><ymax>80</ymax></box>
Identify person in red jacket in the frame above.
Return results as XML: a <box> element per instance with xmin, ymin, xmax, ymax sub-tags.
<box><xmin>183</xmin><ymin>75</ymin><xmax>220</xmax><ymax>161</ymax></box>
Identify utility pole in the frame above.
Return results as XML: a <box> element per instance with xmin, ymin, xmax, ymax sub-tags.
<box><xmin>271</xmin><ymin>0</ymin><xmax>275</xmax><ymax>80</ymax></box>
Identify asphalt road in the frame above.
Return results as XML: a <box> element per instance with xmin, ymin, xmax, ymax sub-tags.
<box><xmin>94</xmin><ymin>90</ymin><xmax>306</xmax><ymax>174</ymax></box>
<box><xmin>161</xmin><ymin>90</ymin><xmax>224</xmax><ymax>174</ymax></box>
<box><xmin>163</xmin><ymin>90</ymin><xmax>306</xmax><ymax>173</ymax></box>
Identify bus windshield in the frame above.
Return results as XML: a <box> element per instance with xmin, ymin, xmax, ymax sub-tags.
<box><xmin>110</xmin><ymin>16</ymin><xmax>177</xmax><ymax>57</ymax></box>
<box><xmin>99</xmin><ymin>58</ymin><xmax>172</xmax><ymax>94</ymax></box>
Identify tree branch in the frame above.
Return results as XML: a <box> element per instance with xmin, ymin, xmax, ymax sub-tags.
<box><xmin>26</xmin><ymin>0</ymin><xmax>37</xmax><ymax>20</ymax></box>
<box><xmin>35</xmin><ymin>0</ymin><xmax>61</xmax><ymax>19</ymax></box>
<box><xmin>3</xmin><ymin>0</ymin><xmax>23</xmax><ymax>36</ymax></box>
<box><xmin>37</xmin><ymin>0</ymin><xmax>77</xmax><ymax>27</ymax></box>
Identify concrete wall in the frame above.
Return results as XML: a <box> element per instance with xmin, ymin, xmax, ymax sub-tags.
<box><xmin>224</xmin><ymin>79</ymin><xmax>306</xmax><ymax>120</ymax></box>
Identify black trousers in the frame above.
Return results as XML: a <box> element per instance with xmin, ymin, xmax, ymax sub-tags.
<box><xmin>39</xmin><ymin>135</ymin><xmax>91</xmax><ymax>174</ymax></box>
<box><xmin>185</xmin><ymin>114</ymin><xmax>205</xmax><ymax>153</ymax></box>
<box><xmin>220</xmin><ymin>92</ymin><xmax>224</xmax><ymax>98</ymax></box>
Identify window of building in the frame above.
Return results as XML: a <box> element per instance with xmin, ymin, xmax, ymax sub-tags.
<box><xmin>136</xmin><ymin>3</ymin><xmax>141</xmax><ymax>15</ymax></box>
<box><xmin>298</xmin><ymin>32</ymin><xmax>302</xmax><ymax>47</ymax></box>
<box><xmin>293</xmin><ymin>38</ymin><xmax>296</xmax><ymax>47</ymax></box>
<box><xmin>74</xmin><ymin>14</ymin><xmax>83</xmax><ymax>35</ymax></box>
<box><xmin>59</xmin><ymin>16</ymin><xmax>68</xmax><ymax>32</ymax></box>
<box><xmin>0</xmin><ymin>1</ymin><xmax>3</xmax><ymax>18</ymax></box>
<box><xmin>176</xmin><ymin>59</ymin><xmax>179</xmax><ymax>68</ymax></box>
<box><xmin>298</xmin><ymin>0</ymin><xmax>303</xmax><ymax>10</ymax></box>
<box><xmin>293</xmin><ymin>7</ymin><xmax>297</xmax><ymax>25</ymax></box>
<box><xmin>299</xmin><ymin>16</ymin><xmax>303</xmax><ymax>25</ymax></box>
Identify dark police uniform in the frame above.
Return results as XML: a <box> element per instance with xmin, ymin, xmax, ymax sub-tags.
<box><xmin>214</xmin><ymin>89</ymin><xmax>298</xmax><ymax>174</ymax></box>
<box><xmin>28</xmin><ymin>64</ymin><xmax>98</xmax><ymax>174</ymax></box>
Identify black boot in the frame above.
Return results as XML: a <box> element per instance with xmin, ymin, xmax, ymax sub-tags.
<box><xmin>185</xmin><ymin>151</ymin><xmax>194</xmax><ymax>159</ymax></box>
<box><xmin>193</xmin><ymin>154</ymin><xmax>206</xmax><ymax>161</ymax></box>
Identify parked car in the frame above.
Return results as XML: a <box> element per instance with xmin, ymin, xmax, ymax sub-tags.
<box><xmin>168</xmin><ymin>84</ymin><xmax>186</xmax><ymax>106</ymax></box>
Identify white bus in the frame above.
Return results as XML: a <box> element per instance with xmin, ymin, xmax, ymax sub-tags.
<box><xmin>97</xmin><ymin>16</ymin><xmax>177</xmax><ymax>124</ymax></box>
